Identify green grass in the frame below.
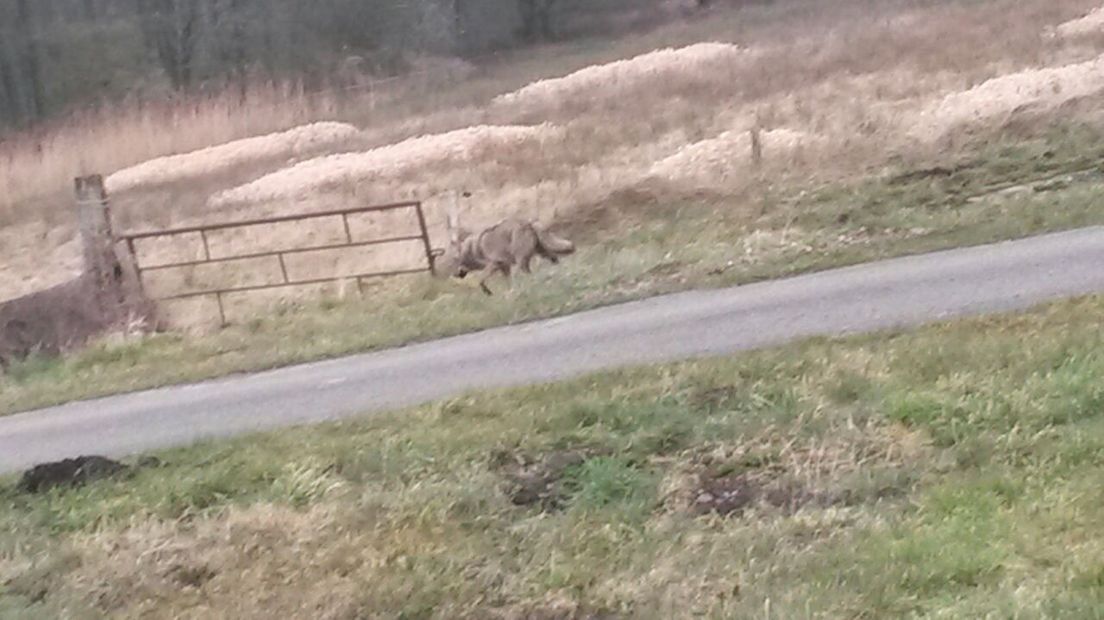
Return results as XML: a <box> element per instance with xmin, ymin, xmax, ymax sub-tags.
<box><xmin>3</xmin><ymin>295</ymin><xmax>1104</xmax><ymax>617</ymax></box>
<box><xmin>5</xmin><ymin>122</ymin><xmax>1104</xmax><ymax>416</ymax></box>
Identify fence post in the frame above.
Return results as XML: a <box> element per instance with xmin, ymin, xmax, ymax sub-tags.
<box><xmin>414</xmin><ymin>201</ymin><xmax>437</xmax><ymax>275</ymax></box>
<box><xmin>74</xmin><ymin>174</ymin><xmax>122</xmax><ymax>291</ymax></box>
<box><xmin>750</xmin><ymin>125</ymin><xmax>763</xmax><ymax>169</ymax></box>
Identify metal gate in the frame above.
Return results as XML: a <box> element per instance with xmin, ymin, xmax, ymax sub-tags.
<box><xmin>118</xmin><ymin>201</ymin><xmax>437</xmax><ymax>325</ymax></box>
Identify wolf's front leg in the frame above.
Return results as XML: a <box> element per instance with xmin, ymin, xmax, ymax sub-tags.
<box><xmin>479</xmin><ymin>264</ymin><xmax>500</xmax><ymax>296</ymax></box>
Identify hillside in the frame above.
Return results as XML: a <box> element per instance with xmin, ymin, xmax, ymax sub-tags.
<box><xmin>2</xmin><ymin>0</ymin><xmax>1103</xmax><ymax>308</ymax></box>
<box><xmin>6</xmin><ymin>0</ymin><xmax>1104</xmax><ymax>410</ymax></box>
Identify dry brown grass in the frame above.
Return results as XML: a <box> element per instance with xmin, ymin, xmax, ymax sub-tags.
<box><xmin>2</xmin><ymin>0</ymin><xmax>1103</xmax><ymax>319</ymax></box>
<box><xmin>69</xmin><ymin>502</ymin><xmax>366</xmax><ymax>619</ymax></box>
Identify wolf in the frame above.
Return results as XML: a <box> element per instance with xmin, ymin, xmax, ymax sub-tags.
<box><xmin>435</xmin><ymin>195</ymin><xmax>575</xmax><ymax>296</ymax></box>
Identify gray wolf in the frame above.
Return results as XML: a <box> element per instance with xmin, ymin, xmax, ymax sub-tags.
<box><xmin>435</xmin><ymin>194</ymin><xmax>575</xmax><ymax>295</ymax></box>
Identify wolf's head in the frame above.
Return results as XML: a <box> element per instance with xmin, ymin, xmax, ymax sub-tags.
<box><xmin>433</xmin><ymin>191</ymin><xmax>474</xmax><ymax>278</ymax></box>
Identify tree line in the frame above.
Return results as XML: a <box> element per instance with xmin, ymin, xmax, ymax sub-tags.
<box><xmin>0</xmin><ymin>0</ymin><xmax>693</xmax><ymax>130</ymax></box>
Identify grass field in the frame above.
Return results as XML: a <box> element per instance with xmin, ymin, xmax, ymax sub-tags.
<box><xmin>3</xmin><ymin>294</ymin><xmax>1104</xmax><ymax>618</ymax></box>
<box><xmin>4</xmin><ymin>120</ymin><xmax>1104</xmax><ymax>415</ymax></box>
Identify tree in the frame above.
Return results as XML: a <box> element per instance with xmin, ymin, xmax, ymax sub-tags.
<box><xmin>15</xmin><ymin>0</ymin><xmax>46</xmax><ymax>118</ymax></box>
<box><xmin>0</xmin><ymin>0</ymin><xmax>675</xmax><ymax>131</ymax></box>
<box><xmin>81</xmin><ymin>0</ymin><xmax>99</xmax><ymax>19</ymax></box>
<box><xmin>451</xmin><ymin>0</ymin><xmax>468</xmax><ymax>50</ymax></box>
<box><xmin>0</xmin><ymin>42</ymin><xmax>24</xmax><ymax>124</ymax></box>
<box><xmin>136</xmin><ymin>0</ymin><xmax>203</xmax><ymax>90</ymax></box>
<box><xmin>518</xmin><ymin>0</ymin><xmax>556</xmax><ymax>42</ymax></box>
<box><xmin>209</xmin><ymin>0</ymin><xmax>250</xmax><ymax>95</ymax></box>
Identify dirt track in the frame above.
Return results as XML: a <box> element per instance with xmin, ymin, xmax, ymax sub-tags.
<box><xmin>3</xmin><ymin>226</ymin><xmax>1104</xmax><ymax>473</ymax></box>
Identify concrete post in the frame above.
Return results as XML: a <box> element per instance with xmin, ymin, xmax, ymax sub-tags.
<box><xmin>74</xmin><ymin>174</ymin><xmax>120</xmax><ymax>287</ymax></box>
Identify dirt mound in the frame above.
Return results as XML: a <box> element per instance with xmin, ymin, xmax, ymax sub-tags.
<box><xmin>105</xmin><ymin>122</ymin><xmax>361</xmax><ymax>193</ymax></box>
<box><xmin>909</xmin><ymin>54</ymin><xmax>1104</xmax><ymax>141</ymax></box>
<box><xmin>649</xmin><ymin>127</ymin><xmax>817</xmax><ymax>184</ymax></box>
<box><xmin>492</xmin><ymin>42</ymin><xmax>750</xmax><ymax>109</ymax></box>
<box><xmin>17</xmin><ymin>456</ymin><xmax>130</xmax><ymax>494</ymax></box>
<box><xmin>0</xmin><ymin>273</ymin><xmax>152</xmax><ymax>369</ymax></box>
<box><xmin>211</xmin><ymin>124</ymin><xmax>560</xmax><ymax>206</ymax></box>
<box><xmin>1055</xmin><ymin>6</ymin><xmax>1104</xmax><ymax>38</ymax></box>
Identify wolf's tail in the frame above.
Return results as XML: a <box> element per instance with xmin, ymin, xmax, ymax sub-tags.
<box><xmin>534</xmin><ymin>225</ymin><xmax>575</xmax><ymax>256</ymax></box>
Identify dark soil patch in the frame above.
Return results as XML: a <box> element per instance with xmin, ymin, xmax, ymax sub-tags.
<box><xmin>691</xmin><ymin>454</ymin><xmax>840</xmax><ymax>517</ymax></box>
<box><xmin>17</xmin><ymin>455</ymin><xmax>131</xmax><ymax>494</ymax></box>
<box><xmin>692</xmin><ymin>472</ymin><xmax>761</xmax><ymax>516</ymax></box>
<box><xmin>762</xmin><ymin>479</ymin><xmax>837</xmax><ymax>514</ymax></box>
<box><xmin>168</xmin><ymin>563</ymin><xmax>218</xmax><ymax>588</ymax></box>
<box><xmin>492</xmin><ymin>449</ymin><xmax>597</xmax><ymax>512</ymax></box>
<box><xmin>692</xmin><ymin>471</ymin><xmax>839</xmax><ymax>517</ymax></box>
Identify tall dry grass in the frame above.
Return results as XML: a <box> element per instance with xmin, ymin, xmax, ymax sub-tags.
<box><xmin>0</xmin><ymin>56</ymin><xmax>483</xmax><ymax>226</ymax></box>
<box><xmin>2</xmin><ymin>84</ymin><xmax>323</xmax><ymax>222</ymax></box>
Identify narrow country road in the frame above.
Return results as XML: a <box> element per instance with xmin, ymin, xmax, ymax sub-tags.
<box><xmin>4</xmin><ymin>226</ymin><xmax>1104</xmax><ymax>473</ymax></box>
